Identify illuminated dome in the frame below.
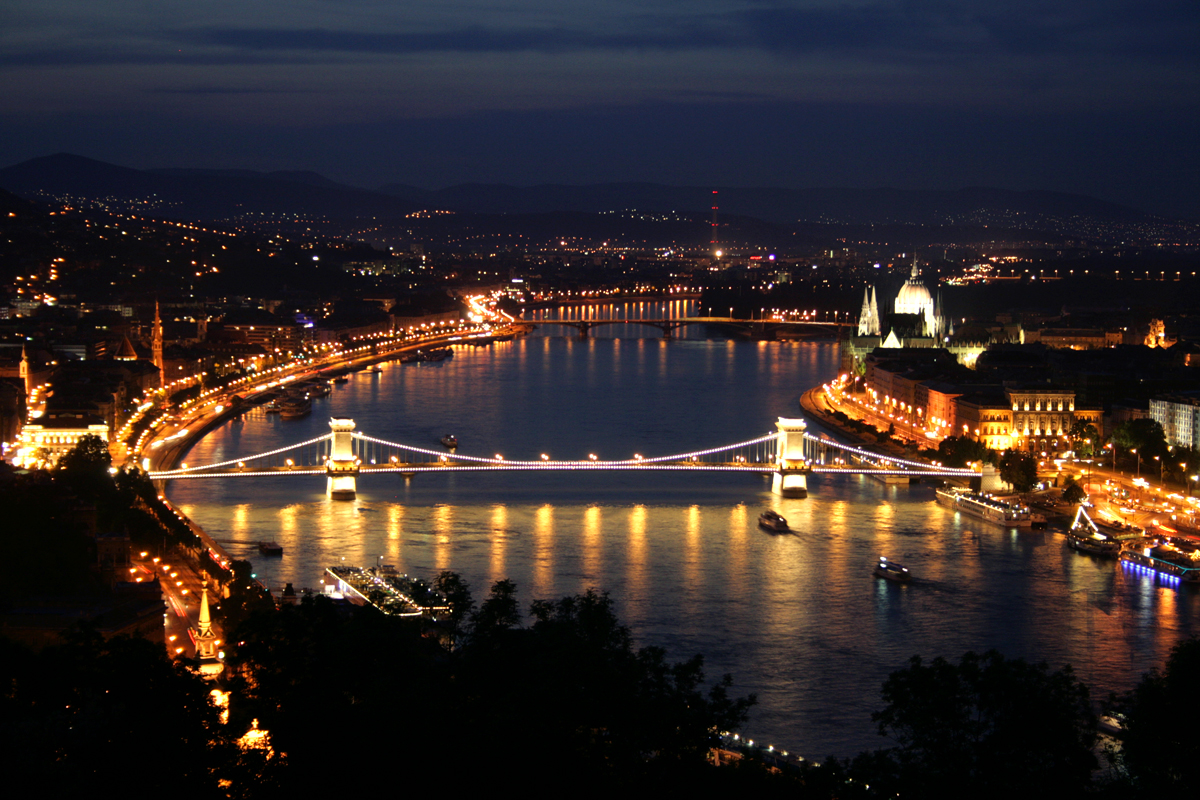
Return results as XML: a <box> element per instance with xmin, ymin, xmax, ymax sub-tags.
<box><xmin>894</xmin><ymin>277</ymin><xmax>932</xmax><ymax>316</ymax></box>
<box><xmin>891</xmin><ymin>258</ymin><xmax>944</xmax><ymax>339</ymax></box>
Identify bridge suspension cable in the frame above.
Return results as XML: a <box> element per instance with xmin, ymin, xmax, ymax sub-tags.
<box><xmin>802</xmin><ymin>433</ymin><xmax>976</xmax><ymax>476</ymax></box>
<box><xmin>352</xmin><ymin>431</ymin><xmax>779</xmax><ymax>467</ymax></box>
<box><xmin>151</xmin><ymin>433</ymin><xmax>333</xmax><ymax>477</ymax></box>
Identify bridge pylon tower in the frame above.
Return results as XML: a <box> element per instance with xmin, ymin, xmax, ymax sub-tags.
<box><xmin>327</xmin><ymin>418</ymin><xmax>360</xmax><ymax>500</ymax></box>
<box><xmin>772</xmin><ymin>417</ymin><xmax>809</xmax><ymax>498</ymax></box>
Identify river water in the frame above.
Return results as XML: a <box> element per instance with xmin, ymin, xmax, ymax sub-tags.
<box><xmin>170</xmin><ymin>301</ymin><xmax>1198</xmax><ymax>760</ymax></box>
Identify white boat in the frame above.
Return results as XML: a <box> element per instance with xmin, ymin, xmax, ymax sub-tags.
<box><xmin>1066</xmin><ymin>507</ymin><xmax>1121</xmax><ymax>556</ymax></box>
<box><xmin>758</xmin><ymin>510</ymin><xmax>789</xmax><ymax>533</ymax></box>
<box><xmin>874</xmin><ymin>556</ymin><xmax>912</xmax><ymax>582</ymax></box>
<box><xmin>935</xmin><ymin>487</ymin><xmax>1044</xmax><ymax>528</ymax></box>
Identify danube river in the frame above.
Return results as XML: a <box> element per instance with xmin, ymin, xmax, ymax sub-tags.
<box><xmin>170</xmin><ymin>302</ymin><xmax>1198</xmax><ymax>760</ymax></box>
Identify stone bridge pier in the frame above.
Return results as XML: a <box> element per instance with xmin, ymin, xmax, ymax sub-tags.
<box><xmin>326</xmin><ymin>418</ymin><xmax>360</xmax><ymax>500</ymax></box>
<box><xmin>772</xmin><ymin>417</ymin><xmax>809</xmax><ymax>497</ymax></box>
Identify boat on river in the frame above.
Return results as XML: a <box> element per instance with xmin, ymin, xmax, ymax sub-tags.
<box><xmin>1066</xmin><ymin>507</ymin><xmax>1121</xmax><ymax>556</ymax></box>
<box><xmin>278</xmin><ymin>395</ymin><xmax>312</xmax><ymax>419</ymax></box>
<box><xmin>258</xmin><ymin>541</ymin><xmax>283</xmax><ymax>556</ymax></box>
<box><xmin>874</xmin><ymin>556</ymin><xmax>912</xmax><ymax>582</ymax></box>
<box><xmin>758</xmin><ymin>510</ymin><xmax>789</xmax><ymax>533</ymax></box>
<box><xmin>1120</xmin><ymin>539</ymin><xmax>1200</xmax><ymax>583</ymax></box>
<box><xmin>441</xmin><ymin>434</ymin><xmax>458</xmax><ymax>449</ymax></box>
<box><xmin>935</xmin><ymin>487</ymin><xmax>1044</xmax><ymax>528</ymax></box>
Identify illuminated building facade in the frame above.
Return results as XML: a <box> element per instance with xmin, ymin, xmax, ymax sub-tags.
<box><xmin>1150</xmin><ymin>393</ymin><xmax>1200</xmax><ymax>450</ymax></box>
<box><xmin>17</xmin><ymin>416</ymin><xmax>109</xmax><ymax>466</ymax></box>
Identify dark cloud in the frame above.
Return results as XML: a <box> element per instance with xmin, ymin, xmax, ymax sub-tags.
<box><xmin>152</xmin><ymin>86</ymin><xmax>315</xmax><ymax>95</ymax></box>
<box><xmin>1</xmin><ymin>0</ymin><xmax>1197</xmax><ymax>216</ymax></box>
<box><xmin>166</xmin><ymin>25</ymin><xmax>705</xmax><ymax>56</ymax></box>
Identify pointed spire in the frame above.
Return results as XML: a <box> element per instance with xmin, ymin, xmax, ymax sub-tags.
<box><xmin>152</xmin><ymin>300</ymin><xmax>164</xmax><ymax>389</ymax></box>
<box><xmin>858</xmin><ymin>287</ymin><xmax>872</xmax><ymax>336</ymax></box>
<box><xmin>116</xmin><ymin>335</ymin><xmax>139</xmax><ymax>360</ymax></box>
<box><xmin>20</xmin><ymin>344</ymin><xmax>30</xmax><ymax>396</ymax></box>
<box><xmin>911</xmin><ymin>251</ymin><xmax>919</xmax><ymax>279</ymax></box>
<box><xmin>195</xmin><ymin>581</ymin><xmax>218</xmax><ymax>663</ymax></box>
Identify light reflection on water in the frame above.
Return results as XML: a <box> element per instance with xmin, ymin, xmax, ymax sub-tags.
<box><xmin>170</xmin><ymin>307</ymin><xmax>1198</xmax><ymax>760</ymax></box>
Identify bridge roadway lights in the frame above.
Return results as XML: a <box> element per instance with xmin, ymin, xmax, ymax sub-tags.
<box><xmin>327</xmin><ymin>418</ymin><xmax>359</xmax><ymax>500</ymax></box>
<box><xmin>773</xmin><ymin>417</ymin><xmax>810</xmax><ymax>498</ymax></box>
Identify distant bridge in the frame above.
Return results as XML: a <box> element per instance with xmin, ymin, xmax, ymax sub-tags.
<box><xmin>149</xmin><ymin>417</ymin><xmax>975</xmax><ymax>500</ymax></box>
<box><xmin>527</xmin><ymin>317</ymin><xmax>853</xmax><ymax>339</ymax></box>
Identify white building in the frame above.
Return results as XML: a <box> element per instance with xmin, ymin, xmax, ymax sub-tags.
<box><xmin>1150</xmin><ymin>393</ymin><xmax>1200</xmax><ymax>450</ymax></box>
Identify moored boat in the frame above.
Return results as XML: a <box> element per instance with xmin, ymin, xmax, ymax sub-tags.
<box><xmin>1066</xmin><ymin>507</ymin><xmax>1121</xmax><ymax>556</ymax></box>
<box><xmin>1119</xmin><ymin>541</ymin><xmax>1200</xmax><ymax>584</ymax></box>
<box><xmin>874</xmin><ymin>556</ymin><xmax>912</xmax><ymax>582</ymax></box>
<box><xmin>758</xmin><ymin>509</ymin><xmax>789</xmax><ymax>533</ymax></box>
<box><xmin>279</xmin><ymin>395</ymin><xmax>312</xmax><ymax>419</ymax></box>
<box><xmin>935</xmin><ymin>487</ymin><xmax>1043</xmax><ymax>528</ymax></box>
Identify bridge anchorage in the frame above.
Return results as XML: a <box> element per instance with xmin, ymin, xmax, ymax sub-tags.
<box><xmin>147</xmin><ymin>416</ymin><xmax>977</xmax><ymax>500</ymax></box>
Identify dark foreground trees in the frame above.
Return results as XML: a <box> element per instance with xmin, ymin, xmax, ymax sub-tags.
<box><xmin>0</xmin><ymin>628</ymin><xmax>252</xmax><ymax>796</ymax></box>
<box><xmin>1113</xmin><ymin>636</ymin><xmax>1200</xmax><ymax>797</ymax></box>
<box><xmin>839</xmin><ymin>650</ymin><xmax>1097</xmax><ymax>798</ymax></box>
<box><xmin>224</xmin><ymin>580</ymin><xmax>755</xmax><ymax>792</ymax></box>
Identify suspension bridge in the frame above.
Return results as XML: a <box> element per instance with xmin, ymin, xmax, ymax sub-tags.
<box><xmin>148</xmin><ymin>418</ymin><xmax>977</xmax><ymax>499</ymax></box>
<box><xmin>530</xmin><ymin>317</ymin><xmax>853</xmax><ymax>339</ymax></box>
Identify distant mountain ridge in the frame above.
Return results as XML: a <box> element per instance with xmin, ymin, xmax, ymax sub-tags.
<box><xmin>0</xmin><ymin>153</ymin><xmax>1154</xmax><ymax>231</ymax></box>
<box><xmin>376</xmin><ymin>182</ymin><xmax>1146</xmax><ymax>227</ymax></box>
<box><xmin>0</xmin><ymin>154</ymin><xmax>420</xmax><ymax>219</ymax></box>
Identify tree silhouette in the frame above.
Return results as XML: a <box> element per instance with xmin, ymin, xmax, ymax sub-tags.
<box><xmin>1115</xmin><ymin>636</ymin><xmax>1200</xmax><ymax>795</ymax></box>
<box><xmin>853</xmin><ymin>650</ymin><xmax>1096</xmax><ymax>798</ymax></box>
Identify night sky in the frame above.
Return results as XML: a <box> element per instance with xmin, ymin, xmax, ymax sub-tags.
<box><xmin>4</xmin><ymin>1</ymin><xmax>1199</xmax><ymax>215</ymax></box>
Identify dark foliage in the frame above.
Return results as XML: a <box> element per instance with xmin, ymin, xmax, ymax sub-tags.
<box><xmin>224</xmin><ymin>579</ymin><xmax>756</xmax><ymax>792</ymax></box>
<box><xmin>849</xmin><ymin>650</ymin><xmax>1096</xmax><ymax>798</ymax></box>
<box><xmin>1000</xmin><ymin>449</ymin><xmax>1038</xmax><ymax>492</ymax></box>
<box><xmin>0</xmin><ymin>627</ymin><xmax>246</xmax><ymax>796</ymax></box>
<box><xmin>1062</xmin><ymin>474</ymin><xmax>1087</xmax><ymax>505</ymax></box>
<box><xmin>936</xmin><ymin>435</ymin><xmax>995</xmax><ymax>468</ymax></box>
<box><xmin>1114</xmin><ymin>636</ymin><xmax>1200</xmax><ymax>796</ymax></box>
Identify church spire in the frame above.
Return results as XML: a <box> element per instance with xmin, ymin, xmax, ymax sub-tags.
<box><xmin>868</xmin><ymin>287</ymin><xmax>880</xmax><ymax>335</ymax></box>
<box><xmin>19</xmin><ymin>344</ymin><xmax>31</xmax><ymax>397</ymax></box>
<box><xmin>194</xmin><ymin>581</ymin><xmax>223</xmax><ymax>676</ymax></box>
<box><xmin>152</xmin><ymin>300</ymin><xmax>164</xmax><ymax>390</ymax></box>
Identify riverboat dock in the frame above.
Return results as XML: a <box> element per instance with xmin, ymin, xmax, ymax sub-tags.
<box><xmin>324</xmin><ymin>565</ymin><xmax>452</xmax><ymax>618</ymax></box>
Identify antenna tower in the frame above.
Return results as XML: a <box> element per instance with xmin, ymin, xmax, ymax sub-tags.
<box><xmin>710</xmin><ymin>190</ymin><xmax>719</xmax><ymax>250</ymax></box>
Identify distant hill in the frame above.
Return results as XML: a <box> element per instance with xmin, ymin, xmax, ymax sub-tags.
<box><xmin>0</xmin><ymin>154</ymin><xmax>1162</xmax><ymax>239</ymax></box>
<box><xmin>0</xmin><ymin>186</ymin><xmax>38</xmax><ymax>216</ymax></box>
<box><xmin>0</xmin><ymin>154</ymin><xmax>420</xmax><ymax>220</ymax></box>
<box><xmin>377</xmin><ymin>182</ymin><xmax>1148</xmax><ymax>228</ymax></box>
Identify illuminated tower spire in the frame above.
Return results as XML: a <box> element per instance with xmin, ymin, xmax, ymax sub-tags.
<box><xmin>19</xmin><ymin>344</ymin><xmax>31</xmax><ymax>397</ymax></box>
<box><xmin>152</xmin><ymin>300</ymin><xmax>164</xmax><ymax>389</ymax></box>
<box><xmin>194</xmin><ymin>581</ymin><xmax>222</xmax><ymax>675</ymax></box>
<box><xmin>872</xmin><ymin>288</ymin><xmax>880</xmax><ymax>335</ymax></box>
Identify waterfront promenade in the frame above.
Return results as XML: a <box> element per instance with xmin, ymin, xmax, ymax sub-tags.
<box><xmin>134</xmin><ymin>320</ymin><xmax>525</xmax><ymax>659</ymax></box>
